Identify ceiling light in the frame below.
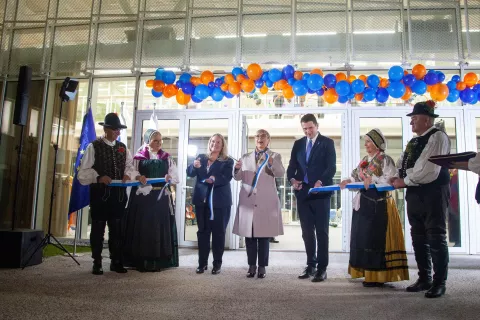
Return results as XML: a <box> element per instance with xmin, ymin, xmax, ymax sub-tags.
<box><xmin>353</xmin><ymin>30</ymin><xmax>395</xmax><ymax>34</ymax></box>
<box><xmin>243</xmin><ymin>33</ymin><xmax>267</xmax><ymax>38</ymax></box>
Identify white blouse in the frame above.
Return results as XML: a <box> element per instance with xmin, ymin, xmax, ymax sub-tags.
<box><xmin>468</xmin><ymin>153</ymin><xmax>480</xmax><ymax>175</ymax></box>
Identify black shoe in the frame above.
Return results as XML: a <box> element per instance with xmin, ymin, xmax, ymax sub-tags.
<box><xmin>110</xmin><ymin>263</ymin><xmax>127</xmax><ymax>273</ymax></box>
<box><xmin>406</xmin><ymin>279</ymin><xmax>433</xmax><ymax>292</ymax></box>
<box><xmin>212</xmin><ymin>266</ymin><xmax>221</xmax><ymax>275</ymax></box>
<box><xmin>92</xmin><ymin>264</ymin><xmax>103</xmax><ymax>275</ymax></box>
<box><xmin>196</xmin><ymin>265</ymin><xmax>207</xmax><ymax>274</ymax></box>
<box><xmin>247</xmin><ymin>265</ymin><xmax>256</xmax><ymax>278</ymax></box>
<box><xmin>363</xmin><ymin>281</ymin><xmax>384</xmax><ymax>287</ymax></box>
<box><xmin>269</xmin><ymin>237</ymin><xmax>279</xmax><ymax>243</ymax></box>
<box><xmin>311</xmin><ymin>269</ymin><xmax>327</xmax><ymax>282</ymax></box>
<box><xmin>298</xmin><ymin>266</ymin><xmax>316</xmax><ymax>279</ymax></box>
<box><xmin>425</xmin><ymin>283</ymin><xmax>446</xmax><ymax>298</ymax></box>
<box><xmin>258</xmin><ymin>266</ymin><xmax>266</xmax><ymax>279</ymax></box>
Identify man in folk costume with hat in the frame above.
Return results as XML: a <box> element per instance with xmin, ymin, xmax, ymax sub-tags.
<box><xmin>78</xmin><ymin>113</ymin><xmax>141</xmax><ymax>275</ymax></box>
<box><xmin>390</xmin><ymin>100</ymin><xmax>451</xmax><ymax>298</ymax></box>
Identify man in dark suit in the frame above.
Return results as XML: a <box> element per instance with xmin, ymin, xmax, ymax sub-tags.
<box><xmin>287</xmin><ymin>114</ymin><xmax>336</xmax><ymax>282</ymax></box>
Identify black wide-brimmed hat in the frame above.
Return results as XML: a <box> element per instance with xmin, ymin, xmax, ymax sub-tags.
<box><xmin>98</xmin><ymin>113</ymin><xmax>127</xmax><ymax>129</ymax></box>
<box><xmin>406</xmin><ymin>100</ymin><xmax>439</xmax><ymax>118</ymax></box>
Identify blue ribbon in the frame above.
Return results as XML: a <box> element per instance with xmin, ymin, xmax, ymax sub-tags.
<box><xmin>109</xmin><ymin>178</ymin><xmax>166</xmax><ymax>187</ymax></box>
<box><xmin>157</xmin><ymin>180</ymin><xmax>171</xmax><ymax>201</ymax></box>
<box><xmin>202</xmin><ymin>179</ymin><xmax>214</xmax><ymax>220</ymax></box>
<box><xmin>248</xmin><ymin>152</ymin><xmax>270</xmax><ymax>197</ymax></box>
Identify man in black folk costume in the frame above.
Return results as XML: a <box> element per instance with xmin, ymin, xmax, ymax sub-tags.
<box><xmin>390</xmin><ymin>101</ymin><xmax>451</xmax><ymax>298</ymax></box>
<box><xmin>78</xmin><ymin>113</ymin><xmax>140</xmax><ymax>275</ymax></box>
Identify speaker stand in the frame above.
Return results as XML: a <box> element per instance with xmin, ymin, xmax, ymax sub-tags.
<box><xmin>22</xmin><ymin>100</ymin><xmax>80</xmax><ymax>268</ymax></box>
<box><xmin>11</xmin><ymin>125</ymin><xmax>25</xmax><ymax>230</ymax></box>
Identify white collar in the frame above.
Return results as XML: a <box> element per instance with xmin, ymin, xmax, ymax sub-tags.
<box><xmin>419</xmin><ymin>126</ymin><xmax>436</xmax><ymax>137</ymax></box>
<box><xmin>307</xmin><ymin>133</ymin><xmax>319</xmax><ymax>144</ymax></box>
<box><xmin>102</xmin><ymin>137</ymin><xmax>116</xmax><ymax>147</ymax></box>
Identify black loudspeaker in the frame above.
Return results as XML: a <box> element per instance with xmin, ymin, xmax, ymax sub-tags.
<box><xmin>13</xmin><ymin>65</ymin><xmax>32</xmax><ymax>126</ymax></box>
<box><xmin>0</xmin><ymin>229</ymin><xmax>43</xmax><ymax>268</ymax></box>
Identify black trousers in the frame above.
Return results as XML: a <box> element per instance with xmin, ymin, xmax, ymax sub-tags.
<box><xmin>406</xmin><ymin>185</ymin><xmax>450</xmax><ymax>284</ymax></box>
<box><xmin>246</xmin><ymin>237</ymin><xmax>270</xmax><ymax>267</ymax></box>
<box><xmin>90</xmin><ymin>219</ymin><xmax>123</xmax><ymax>265</ymax></box>
<box><xmin>196</xmin><ymin>205</ymin><xmax>231</xmax><ymax>268</ymax></box>
<box><xmin>297</xmin><ymin>193</ymin><xmax>331</xmax><ymax>270</ymax></box>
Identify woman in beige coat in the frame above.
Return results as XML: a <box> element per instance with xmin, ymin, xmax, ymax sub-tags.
<box><xmin>233</xmin><ymin>129</ymin><xmax>285</xmax><ymax>278</ymax></box>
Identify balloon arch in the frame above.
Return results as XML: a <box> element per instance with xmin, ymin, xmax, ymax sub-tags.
<box><xmin>146</xmin><ymin>64</ymin><xmax>480</xmax><ymax>106</ymax></box>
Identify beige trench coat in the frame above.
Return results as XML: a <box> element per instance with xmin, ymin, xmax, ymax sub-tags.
<box><xmin>232</xmin><ymin>150</ymin><xmax>285</xmax><ymax>238</ymax></box>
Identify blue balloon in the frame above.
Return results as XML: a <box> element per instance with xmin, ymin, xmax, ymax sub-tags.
<box><xmin>208</xmin><ymin>81</ymin><xmax>215</xmax><ymax>89</ymax></box>
<box><xmin>351</xmin><ymin>79</ymin><xmax>365</xmax><ymax>94</ymax></box>
<box><xmin>316</xmin><ymin>88</ymin><xmax>324</xmax><ymax>96</ymax></box>
<box><xmin>176</xmin><ymin>80</ymin><xmax>183</xmax><ymax>88</ymax></box>
<box><xmin>282</xmin><ymin>65</ymin><xmax>295</xmax><ymax>79</ymax></box>
<box><xmin>338</xmin><ymin>95</ymin><xmax>349</xmax><ymax>104</ymax></box>
<box><xmin>162</xmin><ymin>70</ymin><xmax>176</xmax><ymax>84</ymax></box>
<box><xmin>151</xmin><ymin>89</ymin><xmax>163</xmax><ymax>98</ymax></box>
<box><xmin>387</xmin><ymin>81</ymin><xmax>406</xmax><ymax>98</ymax></box>
<box><xmin>182</xmin><ymin>82</ymin><xmax>195</xmax><ymax>95</ymax></box>
<box><xmin>215</xmin><ymin>78</ymin><xmax>223</xmax><ymax>87</ymax></box>
<box><xmin>225</xmin><ymin>91</ymin><xmax>235</xmax><ymax>99</ymax></box>
<box><xmin>155</xmin><ymin>68</ymin><xmax>164</xmax><ymax>79</ymax></box>
<box><xmin>436</xmin><ymin>72</ymin><xmax>446</xmax><ymax>83</ymax></box>
<box><xmin>473</xmin><ymin>84</ymin><xmax>480</xmax><ymax>93</ymax></box>
<box><xmin>452</xmin><ymin>75</ymin><xmax>461</xmax><ymax>83</ymax></box>
<box><xmin>388</xmin><ymin>66</ymin><xmax>404</xmax><ymax>81</ymax></box>
<box><xmin>470</xmin><ymin>93</ymin><xmax>479</xmax><ymax>105</ymax></box>
<box><xmin>268</xmin><ymin>69</ymin><xmax>282</xmax><ymax>82</ymax></box>
<box><xmin>261</xmin><ymin>73</ymin><xmax>269</xmax><ymax>81</ymax></box>
<box><xmin>302</xmin><ymin>73</ymin><xmax>310</xmax><ymax>80</ymax></box>
<box><xmin>427</xmin><ymin>69</ymin><xmax>436</xmax><ymax>73</ymax></box>
<box><xmin>287</xmin><ymin>78</ymin><xmax>296</xmax><ymax>86</ymax></box>
<box><xmin>403</xmin><ymin>74</ymin><xmax>416</xmax><ymax>87</ymax></box>
<box><xmin>191</xmin><ymin>95</ymin><xmax>203</xmax><ymax>103</ymax></box>
<box><xmin>194</xmin><ymin>84</ymin><xmax>209</xmax><ymax>100</ymax></box>
<box><xmin>324</xmin><ymin>74</ymin><xmax>336</xmax><ymax>88</ymax></box>
<box><xmin>255</xmin><ymin>79</ymin><xmax>264</xmax><ymax>88</ymax></box>
<box><xmin>447</xmin><ymin>80</ymin><xmax>457</xmax><ymax>90</ymax></box>
<box><xmin>363</xmin><ymin>88</ymin><xmax>376</xmax><ymax>101</ymax></box>
<box><xmin>460</xmin><ymin>88</ymin><xmax>476</xmax><ymax>104</ymax></box>
<box><xmin>232</xmin><ymin>67</ymin><xmax>243</xmax><ymax>78</ymax></box>
<box><xmin>376</xmin><ymin>88</ymin><xmax>389</xmax><ymax>103</ymax></box>
<box><xmin>446</xmin><ymin>89</ymin><xmax>460</xmax><ymax>103</ymax></box>
<box><xmin>292</xmin><ymin>80</ymin><xmax>308</xmax><ymax>96</ymax></box>
<box><xmin>208</xmin><ymin>86</ymin><xmax>214</xmax><ymax>96</ymax></box>
<box><xmin>348</xmin><ymin>91</ymin><xmax>355</xmax><ymax>99</ymax></box>
<box><xmin>411</xmin><ymin>80</ymin><xmax>427</xmax><ymax>95</ymax></box>
<box><xmin>179</xmin><ymin>73</ymin><xmax>191</xmax><ymax>83</ymax></box>
<box><xmin>424</xmin><ymin>72</ymin><xmax>438</xmax><ymax>85</ymax></box>
<box><xmin>211</xmin><ymin>88</ymin><xmax>225</xmax><ymax>102</ymax></box>
<box><xmin>335</xmin><ymin>80</ymin><xmax>350</xmax><ymax>96</ymax></box>
<box><xmin>307</xmin><ymin>74</ymin><xmax>324</xmax><ymax>91</ymax></box>
<box><xmin>367</xmin><ymin>75</ymin><xmax>380</xmax><ymax>88</ymax></box>
<box><xmin>307</xmin><ymin>88</ymin><xmax>316</xmax><ymax>94</ymax></box>
<box><xmin>265</xmin><ymin>79</ymin><xmax>273</xmax><ymax>88</ymax></box>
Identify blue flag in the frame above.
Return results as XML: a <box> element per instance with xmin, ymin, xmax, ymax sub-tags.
<box><xmin>68</xmin><ymin>107</ymin><xmax>96</xmax><ymax>214</ymax></box>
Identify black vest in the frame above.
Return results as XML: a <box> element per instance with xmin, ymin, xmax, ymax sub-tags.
<box><xmin>90</xmin><ymin>139</ymin><xmax>127</xmax><ymax>205</ymax></box>
<box><xmin>476</xmin><ymin>178</ymin><xmax>480</xmax><ymax>204</ymax></box>
<box><xmin>399</xmin><ymin>128</ymin><xmax>450</xmax><ymax>186</ymax></box>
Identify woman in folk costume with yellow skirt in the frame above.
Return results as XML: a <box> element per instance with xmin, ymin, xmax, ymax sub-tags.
<box><xmin>339</xmin><ymin>128</ymin><xmax>408</xmax><ymax>287</ymax></box>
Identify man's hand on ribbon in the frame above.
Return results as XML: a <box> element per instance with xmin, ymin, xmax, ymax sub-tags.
<box><xmin>98</xmin><ymin>176</ymin><xmax>112</xmax><ymax>185</ymax></box>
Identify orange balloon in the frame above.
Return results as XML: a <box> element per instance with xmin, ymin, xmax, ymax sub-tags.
<box><xmin>456</xmin><ymin>81</ymin><xmax>466</xmax><ymax>91</ymax></box>
<box><xmin>241</xmin><ymin>79</ymin><xmax>255</xmax><ymax>92</ymax></box>
<box><xmin>277</xmin><ymin>79</ymin><xmax>288</xmax><ymax>90</ymax></box>
<box><xmin>225</xmin><ymin>74</ymin><xmax>235</xmax><ymax>85</ymax></box>
<box><xmin>260</xmin><ymin>85</ymin><xmax>268</xmax><ymax>94</ymax></box>
<box><xmin>200</xmin><ymin>71</ymin><xmax>214</xmax><ymax>85</ymax></box>
<box><xmin>176</xmin><ymin>89</ymin><xmax>191</xmax><ymax>105</ymax></box>
<box><xmin>246</xmin><ymin>63</ymin><xmax>263</xmax><ymax>81</ymax></box>
<box><xmin>294</xmin><ymin>71</ymin><xmax>303</xmax><ymax>80</ymax></box>
<box><xmin>347</xmin><ymin>75</ymin><xmax>356</xmax><ymax>83</ymax></box>
<box><xmin>311</xmin><ymin>69</ymin><xmax>324</xmax><ymax>76</ymax></box>
<box><xmin>163</xmin><ymin>84</ymin><xmax>178</xmax><ymax>98</ymax></box>
<box><xmin>430</xmin><ymin>83</ymin><xmax>449</xmax><ymax>101</ymax></box>
<box><xmin>146</xmin><ymin>79</ymin><xmax>154</xmax><ymax>88</ymax></box>
<box><xmin>401</xmin><ymin>86</ymin><xmax>412</xmax><ymax>100</ymax></box>
<box><xmin>190</xmin><ymin>76</ymin><xmax>202</xmax><ymax>86</ymax></box>
<box><xmin>153</xmin><ymin>80</ymin><xmax>165</xmax><ymax>92</ymax></box>
<box><xmin>336</xmin><ymin>72</ymin><xmax>347</xmax><ymax>82</ymax></box>
<box><xmin>323</xmin><ymin>88</ymin><xmax>338</xmax><ymax>104</ymax></box>
<box><xmin>426</xmin><ymin>85</ymin><xmax>432</xmax><ymax>93</ymax></box>
<box><xmin>404</xmin><ymin>70</ymin><xmax>409</xmax><ymax>76</ymax></box>
<box><xmin>283</xmin><ymin>86</ymin><xmax>294</xmax><ymax>99</ymax></box>
<box><xmin>220</xmin><ymin>83</ymin><xmax>229</xmax><ymax>91</ymax></box>
<box><xmin>359</xmin><ymin>75</ymin><xmax>367</xmax><ymax>83</ymax></box>
<box><xmin>379</xmin><ymin>78</ymin><xmax>389</xmax><ymax>88</ymax></box>
<box><xmin>236</xmin><ymin>74</ymin><xmax>246</xmax><ymax>83</ymax></box>
<box><xmin>355</xmin><ymin>93</ymin><xmax>364</xmax><ymax>101</ymax></box>
<box><xmin>412</xmin><ymin>64</ymin><xmax>426</xmax><ymax>80</ymax></box>
<box><xmin>273</xmin><ymin>81</ymin><xmax>281</xmax><ymax>91</ymax></box>
<box><xmin>464</xmin><ymin>72</ymin><xmax>479</xmax><ymax>88</ymax></box>
<box><xmin>228</xmin><ymin>82</ymin><xmax>241</xmax><ymax>95</ymax></box>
